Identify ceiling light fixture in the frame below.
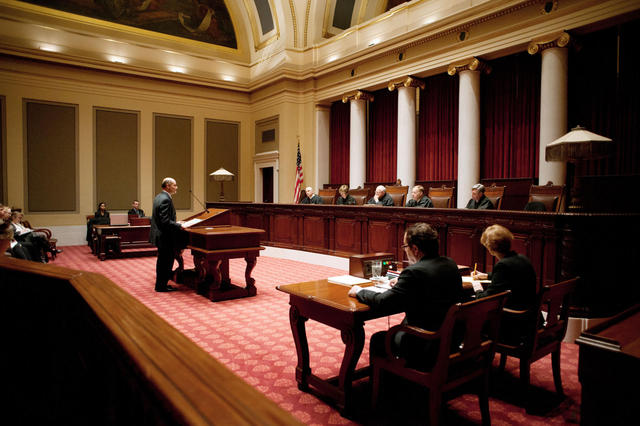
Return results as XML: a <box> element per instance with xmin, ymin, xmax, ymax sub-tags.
<box><xmin>39</xmin><ymin>44</ymin><xmax>60</xmax><ymax>52</ymax></box>
<box><xmin>168</xmin><ymin>66</ymin><xmax>186</xmax><ymax>73</ymax></box>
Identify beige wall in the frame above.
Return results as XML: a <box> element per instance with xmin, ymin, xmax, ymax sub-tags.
<box><xmin>0</xmin><ymin>56</ymin><xmax>253</xmax><ymax>227</ymax></box>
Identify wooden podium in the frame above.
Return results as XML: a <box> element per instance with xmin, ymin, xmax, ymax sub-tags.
<box><xmin>178</xmin><ymin>209</ymin><xmax>266</xmax><ymax>302</ymax></box>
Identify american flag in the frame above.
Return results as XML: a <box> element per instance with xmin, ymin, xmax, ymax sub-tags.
<box><xmin>293</xmin><ymin>142</ymin><xmax>304</xmax><ymax>203</ymax></box>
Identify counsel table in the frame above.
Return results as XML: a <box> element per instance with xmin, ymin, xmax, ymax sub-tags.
<box><xmin>93</xmin><ymin>224</ymin><xmax>155</xmax><ymax>260</ymax></box>
<box><xmin>276</xmin><ymin>279</ymin><xmax>402</xmax><ymax>415</ymax></box>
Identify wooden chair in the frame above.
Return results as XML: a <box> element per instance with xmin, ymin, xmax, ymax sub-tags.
<box><xmin>495</xmin><ymin>277</ymin><xmax>578</xmax><ymax>410</ymax></box>
<box><xmin>31</xmin><ymin>227</ymin><xmax>59</xmax><ymax>260</ymax></box>
<box><xmin>349</xmin><ymin>188</ymin><xmax>370</xmax><ymax>205</ymax></box>
<box><xmin>484</xmin><ymin>184</ymin><xmax>506</xmax><ymax>210</ymax></box>
<box><xmin>428</xmin><ymin>185</ymin><xmax>455</xmax><ymax>208</ymax></box>
<box><xmin>318</xmin><ymin>189</ymin><xmax>337</xmax><ymax>205</ymax></box>
<box><xmin>525</xmin><ymin>182</ymin><xmax>565</xmax><ymax>212</ymax></box>
<box><xmin>371</xmin><ymin>291</ymin><xmax>510</xmax><ymax>426</ymax></box>
<box><xmin>385</xmin><ymin>185</ymin><xmax>408</xmax><ymax>206</ymax></box>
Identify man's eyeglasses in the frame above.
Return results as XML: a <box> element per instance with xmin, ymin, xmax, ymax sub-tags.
<box><xmin>401</xmin><ymin>244</ymin><xmax>409</xmax><ymax>249</ymax></box>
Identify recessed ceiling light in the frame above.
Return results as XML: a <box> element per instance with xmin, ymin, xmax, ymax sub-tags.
<box><xmin>108</xmin><ymin>56</ymin><xmax>127</xmax><ymax>64</ymax></box>
<box><xmin>168</xmin><ymin>66</ymin><xmax>186</xmax><ymax>73</ymax></box>
<box><xmin>368</xmin><ymin>38</ymin><xmax>380</xmax><ymax>47</ymax></box>
<box><xmin>327</xmin><ymin>54</ymin><xmax>339</xmax><ymax>62</ymax></box>
<box><xmin>222</xmin><ymin>75</ymin><xmax>234</xmax><ymax>81</ymax></box>
<box><xmin>163</xmin><ymin>49</ymin><xmax>178</xmax><ymax>54</ymax></box>
<box><xmin>39</xmin><ymin>44</ymin><xmax>60</xmax><ymax>52</ymax></box>
<box><xmin>424</xmin><ymin>16</ymin><xmax>437</xmax><ymax>25</ymax></box>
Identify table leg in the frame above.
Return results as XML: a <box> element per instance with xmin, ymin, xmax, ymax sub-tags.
<box><xmin>289</xmin><ymin>305</ymin><xmax>310</xmax><ymax>391</ymax></box>
<box><xmin>244</xmin><ymin>254</ymin><xmax>257</xmax><ymax>294</ymax></box>
<box><xmin>338</xmin><ymin>325</ymin><xmax>365</xmax><ymax>413</ymax></box>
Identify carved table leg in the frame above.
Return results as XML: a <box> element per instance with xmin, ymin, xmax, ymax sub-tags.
<box><xmin>244</xmin><ymin>254</ymin><xmax>257</xmax><ymax>296</ymax></box>
<box><xmin>289</xmin><ymin>305</ymin><xmax>310</xmax><ymax>391</ymax></box>
<box><xmin>337</xmin><ymin>325</ymin><xmax>365</xmax><ymax>414</ymax></box>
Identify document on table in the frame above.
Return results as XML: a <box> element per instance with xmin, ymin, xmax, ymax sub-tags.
<box><xmin>462</xmin><ymin>276</ymin><xmax>491</xmax><ymax>292</ymax></box>
<box><xmin>327</xmin><ymin>275</ymin><xmax>370</xmax><ymax>286</ymax></box>
<box><xmin>181</xmin><ymin>218</ymin><xmax>202</xmax><ymax>228</ymax></box>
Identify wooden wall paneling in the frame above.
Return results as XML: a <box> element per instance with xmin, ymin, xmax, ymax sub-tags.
<box><xmin>302</xmin><ymin>214</ymin><xmax>325</xmax><ymax>250</ymax></box>
<box><xmin>326</xmin><ymin>213</ymin><xmax>335</xmax><ymax>251</ymax></box>
<box><xmin>334</xmin><ymin>217</ymin><xmax>361</xmax><ymax>253</ymax></box>
<box><xmin>446</xmin><ymin>226</ymin><xmax>476</xmax><ymax>268</ymax></box>
<box><xmin>272</xmin><ymin>212</ymin><xmax>297</xmax><ymax>245</ymax></box>
<box><xmin>246</xmin><ymin>212</ymin><xmax>266</xmax><ymax>231</ymax></box>
<box><xmin>367</xmin><ymin>220</ymin><xmax>395</xmax><ymax>253</ymax></box>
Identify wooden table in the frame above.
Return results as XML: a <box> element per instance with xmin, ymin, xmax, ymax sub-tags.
<box><xmin>186</xmin><ymin>225</ymin><xmax>266</xmax><ymax>302</ymax></box>
<box><xmin>94</xmin><ymin>224</ymin><xmax>156</xmax><ymax>260</ymax></box>
<box><xmin>276</xmin><ymin>279</ymin><xmax>401</xmax><ymax>415</ymax></box>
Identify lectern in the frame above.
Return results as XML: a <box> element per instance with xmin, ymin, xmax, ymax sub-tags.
<box><xmin>178</xmin><ymin>209</ymin><xmax>266</xmax><ymax>301</ymax></box>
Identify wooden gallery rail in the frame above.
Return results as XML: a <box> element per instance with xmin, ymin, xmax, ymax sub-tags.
<box><xmin>209</xmin><ymin>202</ymin><xmax>640</xmax><ymax>318</ymax></box>
<box><xmin>0</xmin><ymin>257</ymin><xmax>300</xmax><ymax>426</ymax></box>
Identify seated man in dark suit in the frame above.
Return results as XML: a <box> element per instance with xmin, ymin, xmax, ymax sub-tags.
<box><xmin>367</xmin><ymin>185</ymin><xmax>394</xmax><ymax>206</ymax></box>
<box><xmin>348</xmin><ymin>223</ymin><xmax>463</xmax><ymax>368</ymax></box>
<box><xmin>300</xmin><ymin>187</ymin><xmax>322</xmax><ymax>204</ymax></box>
<box><xmin>465</xmin><ymin>183</ymin><xmax>494</xmax><ymax>209</ymax></box>
<box><xmin>128</xmin><ymin>200</ymin><xmax>145</xmax><ymax>217</ymax></box>
<box><xmin>10</xmin><ymin>210</ymin><xmax>49</xmax><ymax>262</ymax></box>
<box><xmin>405</xmin><ymin>185</ymin><xmax>433</xmax><ymax>208</ymax></box>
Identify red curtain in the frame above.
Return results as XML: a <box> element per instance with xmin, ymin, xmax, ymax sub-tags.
<box><xmin>329</xmin><ymin>101</ymin><xmax>350</xmax><ymax>185</ymax></box>
<box><xmin>568</xmin><ymin>22</ymin><xmax>640</xmax><ymax>176</ymax></box>
<box><xmin>417</xmin><ymin>73</ymin><xmax>459</xmax><ymax>180</ymax></box>
<box><xmin>481</xmin><ymin>52</ymin><xmax>541</xmax><ymax>179</ymax></box>
<box><xmin>367</xmin><ymin>88</ymin><xmax>398</xmax><ymax>182</ymax></box>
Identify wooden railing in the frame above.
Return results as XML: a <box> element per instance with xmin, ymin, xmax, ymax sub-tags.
<box><xmin>0</xmin><ymin>257</ymin><xmax>300</xmax><ymax>425</ymax></box>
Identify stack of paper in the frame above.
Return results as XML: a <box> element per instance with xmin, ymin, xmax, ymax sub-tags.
<box><xmin>327</xmin><ymin>275</ymin><xmax>370</xmax><ymax>286</ymax></box>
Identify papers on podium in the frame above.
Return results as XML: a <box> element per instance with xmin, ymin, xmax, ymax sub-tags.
<box><xmin>327</xmin><ymin>275</ymin><xmax>370</xmax><ymax>286</ymax></box>
<box><xmin>462</xmin><ymin>276</ymin><xmax>491</xmax><ymax>292</ymax></box>
<box><xmin>181</xmin><ymin>218</ymin><xmax>203</xmax><ymax>228</ymax></box>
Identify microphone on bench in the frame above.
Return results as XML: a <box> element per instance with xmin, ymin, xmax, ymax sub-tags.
<box><xmin>189</xmin><ymin>190</ymin><xmax>209</xmax><ymax>213</ymax></box>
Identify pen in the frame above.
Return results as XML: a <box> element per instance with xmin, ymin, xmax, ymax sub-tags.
<box><xmin>473</xmin><ymin>263</ymin><xmax>477</xmax><ymax>276</ymax></box>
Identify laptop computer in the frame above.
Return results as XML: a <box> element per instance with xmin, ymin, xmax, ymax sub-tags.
<box><xmin>109</xmin><ymin>213</ymin><xmax>129</xmax><ymax>226</ymax></box>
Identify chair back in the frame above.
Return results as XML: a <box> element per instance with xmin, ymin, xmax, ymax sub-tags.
<box><xmin>385</xmin><ymin>186</ymin><xmax>408</xmax><ymax>206</ymax></box>
<box><xmin>527</xmin><ymin>182</ymin><xmax>565</xmax><ymax>212</ymax></box>
<box><xmin>348</xmin><ymin>188</ymin><xmax>370</xmax><ymax>205</ymax></box>
<box><xmin>484</xmin><ymin>184</ymin><xmax>506</xmax><ymax>210</ymax></box>
<box><xmin>534</xmin><ymin>277</ymin><xmax>577</xmax><ymax>350</ymax></box>
<box><xmin>428</xmin><ymin>185</ymin><xmax>455</xmax><ymax>208</ymax></box>
<box><xmin>318</xmin><ymin>189</ymin><xmax>337</xmax><ymax>205</ymax></box>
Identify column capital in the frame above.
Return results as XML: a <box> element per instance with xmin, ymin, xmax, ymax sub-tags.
<box><xmin>342</xmin><ymin>90</ymin><xmax>374</xmax><ymax>103</ymax></box>
<box><xmin>388</xmin><ymin>76</ymin><xmax>425</xmax><ymax>91</ymax></box>
<box><xmin>528</xmin><ymin>31</ymin><xmax>571</xmax><ymax>55</ymax></box>
<box><xmin>447</xmin><ymin>57</ymin><xmax>491</xmax><ymax>76</ymax></box>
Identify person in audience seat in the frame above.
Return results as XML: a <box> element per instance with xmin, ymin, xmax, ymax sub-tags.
<box><xmin>86</xmin><ymin>202</ymin><xmax>110</xmax><ymax>244</ymax></box>
<box><xmin>348</xmin><ymin>222</ymin><xmax>463</xmax><ymax>368</ymax></box>
<box><xmin>336</xmin><ymin>185</ymin><xmax>356</xmax><ymax>205</ymax></box>
<box><xmin>465</xmin><ymin>183</ymin><xmax>494</xmax><ymax>209</ymax></box>
<box><xmin>471</xmin><ymin>224</ymin><xmax>537</xmax><ymax>342</ymax></box>
<box><xmin>367</xmin><ymin>185</ymin><xmax>394</xmax><ymax>206</ymax></box>
<box><xmin>300</xmin><ymin>187</ymin><xmax>322</xmax><ymax>204</ymax></box>
<box><xmin>0</xmin><ymin>204</ymin><xmax>14</xmax><ymax>255</ymax></box>
<box><xmin>406</xmin><ymin>185</ymin><xmax>434</xmax><ymax>208</ymax></box>
<box><xmin>128</xmin><ymin>200</ymin><xmax>145</xmax><ymax>217</ymax></box>
<box><xmin>10</xmin><ymin>210</ymin><xmax>49</xmax><ymax>263</ymax></box>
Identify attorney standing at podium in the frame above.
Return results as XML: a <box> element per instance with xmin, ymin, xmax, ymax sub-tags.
<box><xmin>150</xmin><ymin>177</ymin><xmax>188</xmax><ymax>292</ymax></box>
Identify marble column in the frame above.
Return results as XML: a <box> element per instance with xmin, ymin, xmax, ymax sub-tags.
<box><xmin>389</xmin><ymin>76</ymin><xmax>425</xmax><ymax>189</ymax></box>
<box><xmin>314</xmin><ymin>104</ymin><xmax>331</xmax><ymax>188</ymax></box>
<box><xmin>342</xmin><ymin>91</ymin><xmax>373</xmax><ymax>189</ymax></box>
<box><xmin>529</xmin><ymin>32</ymin><xmax>570</xmax><ymax>186</ymax></box>
<box><xmin>448</xmin><ymin>58</ymin><xmax>490</xmax><ymax>208</ymax></box>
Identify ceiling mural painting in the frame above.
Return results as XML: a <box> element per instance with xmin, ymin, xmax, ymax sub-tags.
<box><xmin>18</xmin><ymin>0</ymin><xmax>237</xmax><ymax>49</ymax></box>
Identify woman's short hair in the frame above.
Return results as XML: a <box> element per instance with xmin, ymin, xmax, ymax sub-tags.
<box><xmin>405</xmin><ymin>222</ymin><xmax>439</xmax><ymax>257</ymax></box>
<box><xmin>338</xmin><ymin>184</ymin><xmax>349</xmax><ymax>194</ymax></box>
<box><xmin>480</xmin><ymin>224</ymin><xmax>513</xmax><ymax>255</ymax></box>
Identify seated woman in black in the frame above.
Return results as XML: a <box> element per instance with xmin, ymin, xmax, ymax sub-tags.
<box><xmin>86</xmin><ymin>202</ymin><xmax>110</xmax><ymax>243</ymax></box>
<box><xmin>336</xmin><ymin>185</ymin><xmax>356</xmax><ymax>205</ymax></box>
<box><xmin>472</xmin><ymin>224</ymin><xmax>537</xmax><ymax>342</ymax></box>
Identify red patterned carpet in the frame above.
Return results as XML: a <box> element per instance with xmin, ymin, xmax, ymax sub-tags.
<box><xmin>54</xmin><ymin>246</ymin><xmax>581</xmax><ymax>425</ymax></box>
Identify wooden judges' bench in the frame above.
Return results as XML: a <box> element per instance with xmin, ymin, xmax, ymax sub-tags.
<box><xmin>207</xmin><ymin>202</ymin><xmax>640</xmax><ymax>318</ymax></box>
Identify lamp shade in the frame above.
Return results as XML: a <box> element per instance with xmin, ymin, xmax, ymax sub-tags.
<box><xmin>210</xmin><ymin>167</ymin><xmax>234</xmax><ymax>181</ymax></box>
<box><xmin>545</xmin><ymin>126</ymin><xmax>613</xmax><ymax>162</ymax></box>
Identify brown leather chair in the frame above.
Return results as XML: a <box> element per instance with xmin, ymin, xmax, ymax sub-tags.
<box><xmin>428</xmin><ymin>185</ymin><xmax>455</xmax><ymax>208</ymax></box>
<box><xmin>495</xmin><ymin>277</ymin><xmax>578</xmax><ymax>411</ymax></box>
<box><xmin>385</xmin><ymin>185</ymin><xmax>408</xmax><ymax>206</ymax></box>
<box><xmin>318</xmin><ymin>189</ymin><xmax>337</xmax><ymax>205</ymax></box>
<box><xmin>371</xmin><ymin>291</ymin><xmax>510</xmax><ymax>426</ymax></box>
<box><xmin>525</xmin><ymin>182</ymin><xmax>565</xmax><ymax>212</ymax></box>
<box><xmin>349</xmin><ymin>188</ymin><xmax>371</xmax><ymax>205</ymax></box>
<box><xmin>484</xmin><ymin>184</ymin><xmax>506</xmax><ymax>210</ymax></box>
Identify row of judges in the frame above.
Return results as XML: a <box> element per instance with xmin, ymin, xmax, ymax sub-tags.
<box><xmin>301</xmin><ymin>183</ymin><xmax>495</xmax><ymax>209</ymax></box>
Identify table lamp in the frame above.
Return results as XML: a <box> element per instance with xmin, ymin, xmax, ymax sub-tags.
<box><xmin>210</xmin><ymin>167</ymin><xmax>234</xmax><ymax>202</ymax></box>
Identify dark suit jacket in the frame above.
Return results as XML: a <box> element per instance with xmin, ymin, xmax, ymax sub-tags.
<box><xmin>149</xmin><ymin>191</ymin><xmax>185</xmax><ymax>249</ymax></box>
<box><xmin>300</xmin><ymin>194</ymin><xmax>322</xmax><ymax>204</ymax></box>
<box><xmin>367</xmin><ymin>192</ymin><xmax>394</xmax><ymax>206</ymax></box>
<box><xmin>406</xmin><ymin>195</ymin><xmax>433</xmax><ymax>208</ymax></box>
<box><xmin>128</xmin><ymin>208</ymin><xmax>145</xmax><ymax>217</ymax></box>
<box><xmin>476</xmin><ymin>251</ymin><xmax>537</xmax><ymax>311</ymax></box>
<box><xmin>465</xmin><ymin>194</ymin><xmax>494</xmax><ymax>209</ymax></box>
<box><xmin>93</xmin><ymin>211</ymin><xmax>110</xmax><ymax>225</ymax></box>
<box><xmin>336</xmin><ymin>195</ymin><xmax>356</xmax><ymax>205</ymax></box>
<box><xmin>357</xmin><ymin>255</ymin><xmax>463</xmax><ymax>331</ymax></box>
